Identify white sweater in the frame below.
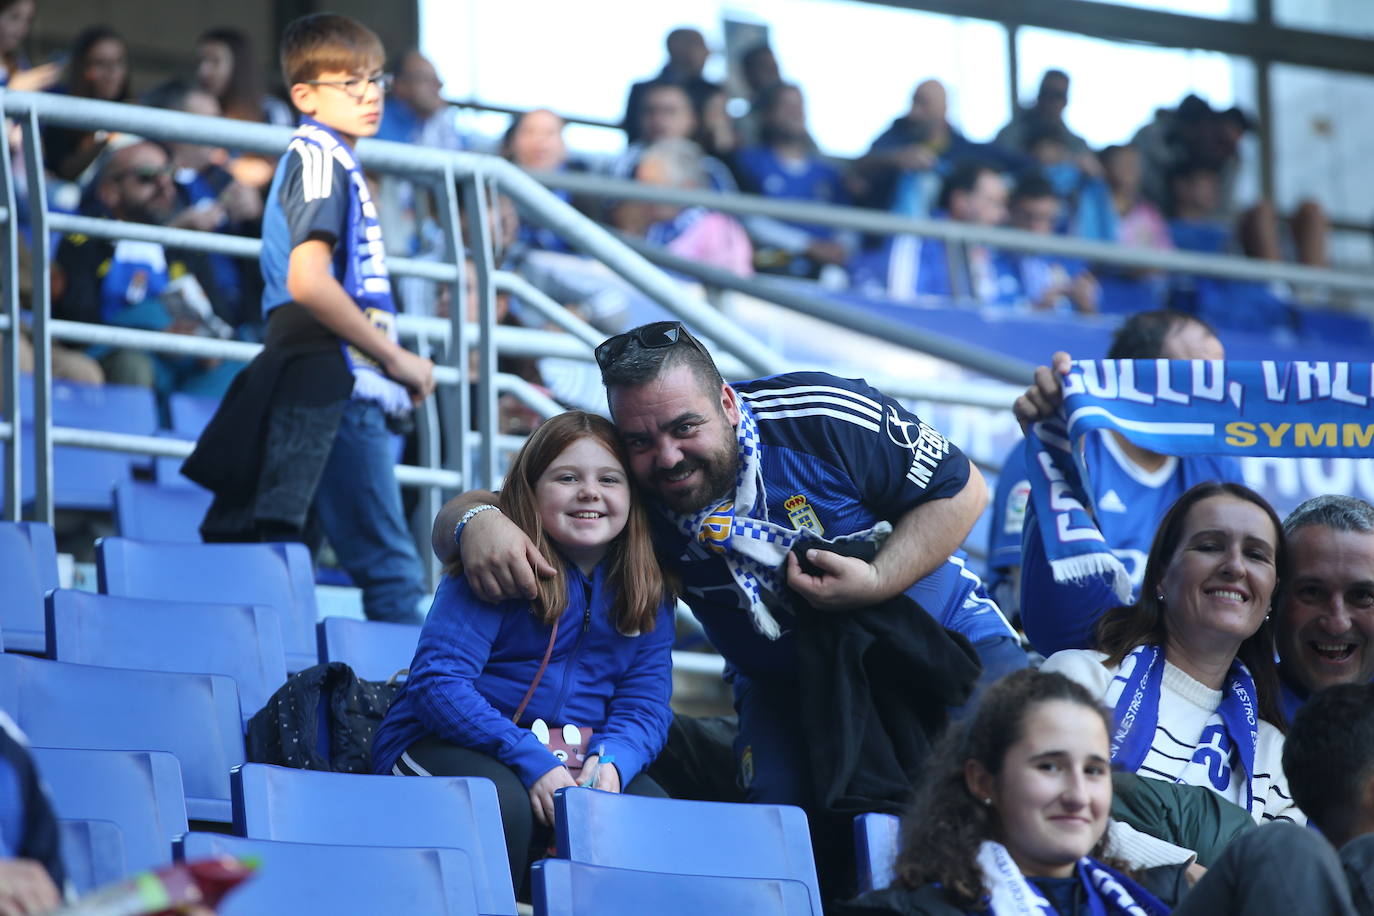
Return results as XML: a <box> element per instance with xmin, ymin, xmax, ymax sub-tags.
<box><xmin>1042</xmin><ymin>649</ymin><xmax>1304</xmax><ymax>825</ymax></box>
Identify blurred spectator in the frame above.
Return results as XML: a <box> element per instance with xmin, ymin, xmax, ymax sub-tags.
<box><xmin>1097</xmin><ymin>143</ymin><xmax>1172</xmax><ymax>313</ymax></box>
<box><xmin>52</xmin><ymin>138</ymin><xmax>241</xmax><ymax>396</ymax></box>
<box><xmin>0</xmin><ymin>0</ymin><xmax>58</xmax><ymax>91</ymax></box>
<box><xmin>0</xmin><ymin>711</ymin><xmax>64</xmax><ymax>912</ymax></box>
<box><xmin>43</xmin><ymin>25</ymin><xmax>129</xmax><ymax>182</ymax></box>
<box><xmin>854</xmin><ymin>78</ymin><xmax>1027</xmax><ymax>214</ymax></box>
<box><xmin>621</xmin><ymin>27</ymin><xmax>720</xmax><ymax>144</ymax></box>
<box><xmin>998</xmin><ymin>171</ymin><xmax>1098</xmax><ymax>313</ymax></box>
<box><xmin>614</xmin><ymin>138</ymin><xmax>752</xmax><ymax>277</ymax></box>
<box><xmin>733</xmin><ymin>82</ymin><xmax>855</xmax><ymax>279</ymax></box>
<box><xmin>694</xmin><ymin>85</ymin><xmax>738</xmax><ymax>166</ymax></box>
<box><xmin>1167</xmin><ymin>162</ymin><xmax>1230</xmax><ymax>254</ymax></box>
<box><xmin>194</xmin><ymin>27</ymin><xmax>292</xmax><ymax>126</ymax></box>
<box><xmin>852</xmin><ymin>159</ymin><xmax>1019</xmax><ymax>305</ymax></box>
<box><xmin>376</xmin><ymin>49</ymin><xmax>463</xmax><ymax>152</ymax></box>
<box><xmin>995</xmin><ymin>69</ymin><xmax>1093</xmax><ymax>160</ymax></box>
<box><xmin>733</xmin><ymin>42</ymin><xmax>781</xmax><ymax>145</ymax></box>
<box><xmin>145</xmin><ymin>80</ymin><xmax>264</xmax><ymax>332</ymax></box>
<box><xmin>1133</xmin><ymin>94</ymin><xmax>1248</xmax><ymax>224</ymax></box>
<box><xmin>611</xmin><ymin>82</ymin><xmax>736</xmax><ymax>191</ymax></box>
<box><xmin>1022</xmin><ymin>123</ymin><xmax>1114</xmax><ymax>241</ymax></box>
<box><xmin>502</xmin><ymin>108</ymin><xmax>588</xmax><ymax>254</ymax></box>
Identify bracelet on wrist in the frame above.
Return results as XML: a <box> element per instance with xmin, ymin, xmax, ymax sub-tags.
<box><xmin>453</xmin><ymin>503</ymin><xmax>499</xmax><ymax>545</ymax></box>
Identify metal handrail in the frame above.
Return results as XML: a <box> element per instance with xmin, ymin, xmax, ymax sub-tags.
<box><xmin>533</xmin><ymin>169</ymin><xmax>1374</xmax><ymax>302</ymax></box>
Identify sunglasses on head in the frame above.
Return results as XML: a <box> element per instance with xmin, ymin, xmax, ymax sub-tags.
<box><xmin>594</xmin><ymin>321</ymin><xmax>705</xmax><ymax>372</ymax></box>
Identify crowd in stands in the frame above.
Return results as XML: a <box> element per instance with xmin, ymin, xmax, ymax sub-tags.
<box><xmin>6</xmin><ymin>8</ymin><xmax>1374</xmax><ymax>916</ymax></box>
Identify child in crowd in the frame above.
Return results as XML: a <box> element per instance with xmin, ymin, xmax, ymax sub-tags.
<box><xmin>185</xmin><ymin>13</ymin><xmax>434</xmax><ymax>625</ymax></box>
<box><xmin>372</xmin><ymin>410</ymin><xmax>676</xmax><ymax>895</ymax></box>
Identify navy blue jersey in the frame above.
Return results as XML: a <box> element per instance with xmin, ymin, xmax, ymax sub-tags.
<box><xmin>260</xmin><ymin>119</ymin><xmax>394</xmax><ymax>320</ymax></box>
<box><xmin>652</xmin><ymin>372</ymin><xmax>1012</xmax><ymax>679</ymax></box>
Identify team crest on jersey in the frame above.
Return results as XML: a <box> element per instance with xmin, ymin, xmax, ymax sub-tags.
<box><xmin>784</xmin><ymin>494</ymin><xmax>823</xmax><ymax>535</ymax></box>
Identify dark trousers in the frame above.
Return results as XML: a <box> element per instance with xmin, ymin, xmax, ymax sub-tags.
<box><xmin>395</xmin><ymin>735</ymin><xmax>667</xmax><ymax>896</ymax></box>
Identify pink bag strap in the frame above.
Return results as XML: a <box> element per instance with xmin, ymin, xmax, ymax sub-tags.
<box><xmin>511</xmin><ymin>612</ymin><xmax>559</xmax><ymax>726</ymax></box>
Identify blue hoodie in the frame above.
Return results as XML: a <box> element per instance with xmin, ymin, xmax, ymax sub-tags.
<box><xmin>371</xmin><ymin>562</ymin><xmax>675</xmax><ymax>788</ymax></box>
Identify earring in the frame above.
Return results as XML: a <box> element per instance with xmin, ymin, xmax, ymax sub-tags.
<box><xmin>1155</xmin><ymin>592</ymin><xmax>1165</xmax><ymax>603</ymax></box>
<box><xmin>982</xmin><ymin>797</ymin><xmax>993</xmax><ymax>807</ymax></box>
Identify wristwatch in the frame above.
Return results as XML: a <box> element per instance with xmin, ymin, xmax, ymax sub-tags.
<box><xmin>453</xmin><ymin>504</ymin><xmax>499</xmax><ymax>545</ymax></box>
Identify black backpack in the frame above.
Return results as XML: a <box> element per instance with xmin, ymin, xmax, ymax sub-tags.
<box><xmin>245</xmin><ymin>662</ymin><xmax>404</xmax><ymax>774</ymax></box>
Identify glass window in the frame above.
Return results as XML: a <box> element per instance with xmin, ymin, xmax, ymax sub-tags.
<box><xmin>1274</xmin><ymin>0</ymin><xmax>1374</xmax><ymax>39</ymax></box>
<box><xmin>1079</xmin><ymin>0</ymin><xmax>1252</xmax><ymax>18</ymax></box>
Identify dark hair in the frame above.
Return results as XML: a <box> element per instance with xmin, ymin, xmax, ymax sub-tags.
<box><xmin>1099</xmin><ymin>144</ymin><xmax>1132</xmax><ymax>169</ymax></box>
<box><xmin>1284</xmin><ymin>682</ymin><xmax>1374</xmax><ymax>841</ymax></box>
<box><xmin>0</xmin><ymin>0</ymin><xmax>30</xmax><ymax>75</ymax></box>
<box><xmin>278</xmin><ymin>13</ymin><xmax>383</xmax><ymax>88</ymax></box>
<box><xmin>65</xmin><ymin>26</ymin><xmax>129</xmax><ymax>101</ymax></box>
<box><xmin>1096</xmin><ymin>481</ymin><xmax>1288</xmax><ymax>730</ymax></box>
<box><xmin>500</xmin><ymin>107</ymin><xmax>565</xmax><ymax>161</ymax></box>
<box><xmin>142</xmin><ymin>79</ymin><xmax>203</xmax><ymax>112</ymax></box>
<box><xmin>447</xmin><ymin>411</ymin><xmax>672</xmax><ymax>633</ymax></box>
<box><xmin>198</xmin><ymin>27</ymin><xmax>270</xmax><ymax>122</ymax></box>
<box><xmin>1106</xmin><ymin>309</ymin><xmax>1217</xmax><ymax>360</ymax></box>
<box><xmin>895</xmin><ymin>669</ymin><xmax>1113</xmax><ymax>906</ymax></box>
<box><xmin>740</xmin><ymin>43</ymin><xmax>774</xmax><ymax>73</ymax></box>
<box><xmin>1012</xmin><ymin>171</ymin><xmax>1057</xmax><ymax>204</ymax></box>
<box><xmin>937</xmin><ymin>159</ymin><xmax>998</xmax><ymax>213</ymax></box>
<box><xmin>756</xmin><ymin>82</ymin><xmax>805</xmax><ymax>146</ymax></box>
<box><xmin>598</xmin><ymin>323</ymin><xmax>724</xmax><ymax>404</ymax></box>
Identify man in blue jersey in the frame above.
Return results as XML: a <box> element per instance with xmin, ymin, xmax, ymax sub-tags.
<box><xmin>999</xmin><ymin>309</ymin><xmax>1242</xmax><ymax>653</ymax></box>
<box><xmin>732</xmin><ymin>83</ymin><xmax>854</xmax><ymax>278</ymax></box>
<box><xmin>434</xmin><ymin>322</ymin><xmax>1023</xmax><ymax>809</ymax></box>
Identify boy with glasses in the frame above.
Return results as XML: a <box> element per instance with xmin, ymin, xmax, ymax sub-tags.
<box><xmin>186</xmin><ymin>14</ymin><xmax>433</xmax><ymax>625</ymax></box>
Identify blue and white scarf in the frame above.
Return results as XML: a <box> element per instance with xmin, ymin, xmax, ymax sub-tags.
<box><xmin>1105</xmin><ymin>644</ymin><xmax>1261</xmax><ymax>814</ymax></box>
<box><xmin>974</xmin><ymin>841</ymin><xmax>1169</xmax><ymax>916</ymax></box>
<box><xmin>662</xmin><ymin>402</ymin><xmax>890</xmax><ymax>639</ymax></box>
<box><xmin>290</xmin><ymin>118</ymin><xmax>411</xmax><ymax>417</ymax></box>
<box><xmin>1028</xmin><ymin>359</ymin><xmax>1374</xmax><ymax>595</ymax></box>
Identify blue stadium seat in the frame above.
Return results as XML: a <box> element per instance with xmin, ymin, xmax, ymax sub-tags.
<box><xmin>0</xmin><ymin>522</ymin><xmax>45</xmax><ymax>652</ymax></box>
<box><xmin>32</xmin><ymin>747</ymin><xmax>188</xmax><ymax>875</ymax></box>
<box><xmin>230</xmin><ymin>763</ymin><xmax>516</xmax><ymax>916</ymax></box>
<box><xmin>96</xmin><ymin>537</ymin><xmax>319</xmax><ymax>671</ymax></box>
<box><xmin>531</xmin><ymin>859</ymin><xmax>820</xmax><ymax>916</ymax></box>
<box><xmin>853</xmin><ymin>812</ymin><xmax>901</xmax><ymax>894</ymax></box>
<box><xmin>168</xmin><ymin>392</ymin><xmax>221</xmax><ymax>439</ymax></box>
<box><xmin>552</xmin><ymin>790</ymin><xmax>822</xmax><ymax>914</ymax></box>
<box><xmin>46</xmin><ymin>590</ymin><xmax>288</xmax><ymax>725</ymax></box>
<box><xmin>0</xmin><ymin>655</ymin><xmax>243</xmax><ymax>822</ymax></box>
<box><xmin>316</xmin><ymin>617</ymin><xmax>420</xmax><ymax>682</ymax></box>
<box><xmin>22</xmin><ymin>377</ymin><xmax>161</xmax><ymax>511</ymax></box>
<box><xmin>113</xmin><ymin>481</ymin><xmax>213</xmax><ymax>543</ymax></box>
<box><xmin>13</xmin><ymin>521</ymin><xmax>59</xmax><ymax>594</ymax></box>
<box><xmin>58</xmin><ymin>818</ymin><xmax>127</xmax><ymax>895</ymax></box>
<box><xmin>176</xmin><ymin>833</ymin><xmax>482</xmax><ymax>916</ymax></box>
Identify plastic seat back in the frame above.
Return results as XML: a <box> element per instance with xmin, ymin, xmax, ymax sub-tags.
<box><xmin>553</xmin><ymin>790</ymin><xmax>822</xmax><ymax>914</ymax></box>
<box><xmin>531</xmin><ymin>859</ymin><xmax>820</xmax><ymax>916</ymax></box>
<box><xmin>316</xmin><ymin>617</ymin><xmax>420</xmax><ymax>682</ymax></box>
<box><xmin>58</xmin><ymin>818</ymin><xmax>127</xmax><ymax>895</ymax></box>
<box><xmin>853</xmin><ymin>812</ymin><xmax>901</xmax><ymax>894</ymax></box>
<box><xmin>96</xmin><ymin>537</ymin><xmax>318</xmax><ymax>671</ymax></box>
<box><xmin>231</xmin><ymin>764</ymin><xmax>516</xmax><ymax>916</ymax></box>
<box><xmin>112</xmin><ymin>481</ymin><xmax>213</xmax><ymax>544</ymax></box>
<box><xmin>176</xmin><ymin>833</ymin><xmax>481</xmax><ymax>916</ymax></box>
<box><xmin>0</xmin><ymin>523</ymin><xmax>44</xmax><ymax>651</ymax></box>
<box><xmin>47</xmin><ymin>589</ymin><xmax>287</xmax><ymax>723</ymax></box>
<box><xmin>32</xmin><ymin>747</ymin><xmax>188</xmax><ymax>874</ymax></box>
<box><xmin>168</xmin><ymin>393</ymin><xmax>221</xmax><ymax>439</ymax></box>
<box><xmin>0</xmin><ymin>655</ymin><xmax>242</xmax><ymax>822</ymax></box>
<box><xmin>40</xmin><ymin>379</ymin><xmax>160</xmax><ymax>510</ymax></box>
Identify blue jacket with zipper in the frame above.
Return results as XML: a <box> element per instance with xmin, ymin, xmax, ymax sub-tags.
<box><xmin>371</xmin><ymin>562</ymin><xmax>675</xmax><ymax>788</ymax></box>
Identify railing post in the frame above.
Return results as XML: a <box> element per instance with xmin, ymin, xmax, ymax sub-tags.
<box><xmin>410</xmin><ymin>327</ymin><xmax>442</xmax><ymax>592</ymax></box>
<box><xmin>0</xmin><ymin>95</ymin><xmax>20</xmax><ymax>519</ymax></box>
<box><xmin>20</xmin><ymin>110</ymin><xmax>51</xmax><ymax>526</ymax></box>
<box><xmin>436</xmin><ymin>163</ymin><xmax>471</xmax><ymax>493</ymax></box>
<box><xmin>461</xmin><ymin>168</ymin><xmax>499</xmax><ymax>490</ymax></box>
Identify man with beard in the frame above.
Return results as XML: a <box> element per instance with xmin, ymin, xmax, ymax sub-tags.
<box><xmin>53</xmin><ymin>138</ymin><xmax>237</xmax><ymax>393</ymax></box>
<box><xmin>433</xmin><ymin>321</ymin><xmax>1023</xmax><ymax>810</ymax></box>
<box><xmin>1275</xmin><ymin>495</ymin><xmax>1374</xmax><ymax>717</ymax></box>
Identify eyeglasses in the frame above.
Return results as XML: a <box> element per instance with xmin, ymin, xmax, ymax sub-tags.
<box><xmin>303</xmin><ymin>72</ymin><xmax>394</xmax><ymax>101</ymax></box>
<box><xmin>594</xmin><ymin>321</ymin><xmax>706</xmax><ymax>372</ymax></box>
<box><xmin>114</xmin><ymin>165</ymin><xmax>173</xmax><ymax>185</ymax></box>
